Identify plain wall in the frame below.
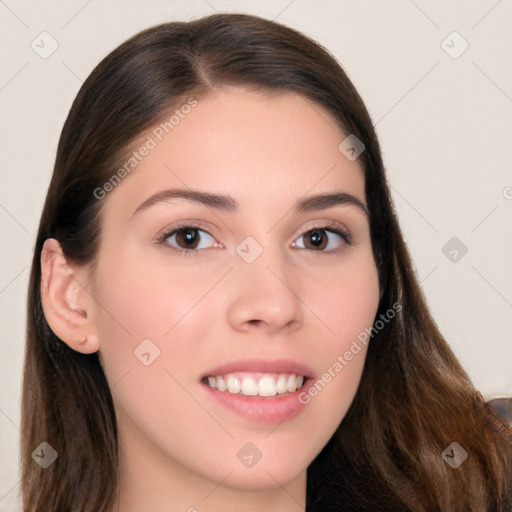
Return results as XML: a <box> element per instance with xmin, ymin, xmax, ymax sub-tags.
<box><xmin>1</xmin><ymin>1</ymin><xmax>511</xmax><ymax>510</ymax></box>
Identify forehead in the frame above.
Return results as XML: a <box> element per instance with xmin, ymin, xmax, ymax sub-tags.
<box><xmin>103</xmin><ymin>87</ymin><xmax>366</xmax><ymax>217</ymax></box>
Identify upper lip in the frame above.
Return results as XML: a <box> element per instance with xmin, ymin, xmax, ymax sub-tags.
<box><xmin>202</xmin><ymin>358</ymin><xmax>316</xmax><ymax>380</ymax></box>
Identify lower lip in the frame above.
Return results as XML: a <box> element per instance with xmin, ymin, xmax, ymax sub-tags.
<box><xmin>201</xmin><ymin>381</ymin><xmax>311</xmax><ymax>425</ymax></box>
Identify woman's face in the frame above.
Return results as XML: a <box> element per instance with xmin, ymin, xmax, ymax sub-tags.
<box><xmin>90</xmin><ymin>87</ymin><xmax>380</xmax><ymax>493</ymax></box>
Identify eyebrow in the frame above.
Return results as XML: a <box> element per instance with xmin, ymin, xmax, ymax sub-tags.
<box><xmin>131</xmin><ymin>188</ymin><xmax>370</xmax><ymax>218</ymax></box>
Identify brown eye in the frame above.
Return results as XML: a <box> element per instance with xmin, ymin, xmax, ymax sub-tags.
<box><xmin>175</xmin><ymin>228</ymin><xmax>201</xmax><ymax>249</ymax></box>
<box><xmin>303</xmin><ymin>229</ymin><xmax>328</xmax><ymax>250</ymax></box>
<box><xmin>292</xmin><ymin>226</ymin><xmax>350</xmax><ymax>252</ymax></box>
<box><xmin>162</xmin><ymin>226</ymin><xmax>217</xmax><ymax>251</ymax></box>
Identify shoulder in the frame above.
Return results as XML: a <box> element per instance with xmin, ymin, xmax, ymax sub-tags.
<box><xmin>484</xmin><ymin>408</ymin><xmax>512</xmax><ymax>446</ymax></box>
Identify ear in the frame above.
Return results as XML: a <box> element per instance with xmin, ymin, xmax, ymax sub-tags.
<box><xmin>40</xmin><ymin>238</ymin><xmax>99</xmax><ymax>354</ymax></box>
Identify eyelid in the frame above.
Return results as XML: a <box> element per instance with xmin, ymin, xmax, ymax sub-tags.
<box><xmin>291</xmin><ymin>219</ymin><xmax>351</xmax><ymax>241</ymax></box>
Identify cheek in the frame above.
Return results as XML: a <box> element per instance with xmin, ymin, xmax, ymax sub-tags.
<box><xmin>306</xmin><ymin>249</ymin><xmax>380</xmax><ymax>344</ymax></box>
<box><xmin>91</xmin><ymin>253</ymin><xmax>222</xmax><ymax>398</ymax></box>
<box><xmin>287</xmin><ymin>252</ymin><xmax>380</xmax><ymax>450</ymax></box>
<box><xmin>91</xmin><ymin>256</ymin><xmax>229</xmax><ymax>470</ymax></box>
<box><xmin>92</xmin><ymin>250</ymin><xmax>221</xmax><ymax>344</ymax></box>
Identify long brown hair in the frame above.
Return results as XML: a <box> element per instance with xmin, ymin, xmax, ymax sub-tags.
<box><xmin>21</xmin><ymin>12</ymin><xmax>512</xmax><ymax>511</ymax></box>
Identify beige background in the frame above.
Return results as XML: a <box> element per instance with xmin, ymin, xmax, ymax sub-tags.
<box><xmin>1</xmin><ymin>1</ymin><xmax>511</xmax><ymax>509</ymax></box>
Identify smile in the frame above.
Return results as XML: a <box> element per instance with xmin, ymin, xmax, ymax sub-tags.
<box><xmin>200</xmin><ymin>359</ymin><xmax>315</xmax><ymax>424</ymax></box>
<box><xmin>203</xmin><ymin>372</ymin><xmax>306</xmax><ymax>397</ymax></box>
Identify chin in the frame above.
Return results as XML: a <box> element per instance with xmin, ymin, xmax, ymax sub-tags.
<box><xmin>217</xmin><ymin>462</ymin><xmax>307</xmax><ymax>492</ymax></box>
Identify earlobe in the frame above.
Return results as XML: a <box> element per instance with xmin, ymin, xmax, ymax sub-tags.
<box><xmin>40</xmin><ymin>238</ymin><xmax>99</xmax><ymax>354</ymax></box>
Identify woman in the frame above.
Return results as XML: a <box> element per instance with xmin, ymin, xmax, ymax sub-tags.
<box><xmin>21</xmin><ymin>12</ymin><xmax>512</xmax><ymax>512</ymax></box>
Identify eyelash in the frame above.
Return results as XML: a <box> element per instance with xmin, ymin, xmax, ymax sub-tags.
<box><xmin>155</xmin><ymin>221</ymin><xmax>352</xmax><ymax>257</ymax></box>
<box><xmin>155</xmin><ymin>222</ymin><xmax>216</xmax><ymax>258</ymax></box>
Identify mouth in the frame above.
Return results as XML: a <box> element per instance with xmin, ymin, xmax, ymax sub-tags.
<box><xmin>201</xmin><ymin>372</ymin><xmax>307</xmax><ymax>397</ymax></box>
<box><xmin>199</xmin><ymin>359</ymin><xmax>314</xmax><ymax>425</ymax></box>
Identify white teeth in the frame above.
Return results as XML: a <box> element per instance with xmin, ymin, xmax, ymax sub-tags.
<box><xmin>276</xmin><ymin>375</ymin><xmax>287</xmax><ymax>394</ymax></box>
<box><xmin>241</xmin><ymin>377</ymin><xmax>259</xmax><ymax>396</ymax></box>
<box><xmin>258</xmin><ymin>376</ymin><xmax>277</xmax><ymax>396</ymax></box>
<box><xmin>205</xmin><ymin>373</ymin><xmax>306</xmax><ymax>397</ymax></box>
<box><xmin>216</xmin><ymin>376</ymin><xmax>227</xmax><ymax>392</ymax></box>
<box><xmin>226</xmin><ymin>375</ymin><xmax>241</xmax><ymax>393</ymax></box>
<box><xmin>286</xmin><ymin>374</ymin><xmax>297</xmax><ymax>392</ymax></box>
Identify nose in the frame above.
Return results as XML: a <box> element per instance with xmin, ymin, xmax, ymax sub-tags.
<box><xmin>225</xmin><ymin>244</ymin><xmax>304</xmax><ymax>334</ymax></box>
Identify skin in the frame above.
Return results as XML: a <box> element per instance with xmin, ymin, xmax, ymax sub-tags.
<box><xmin>41</xmin><ymin>86</ymin><xmax>380</xmax><ymax>511</ymax></box>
